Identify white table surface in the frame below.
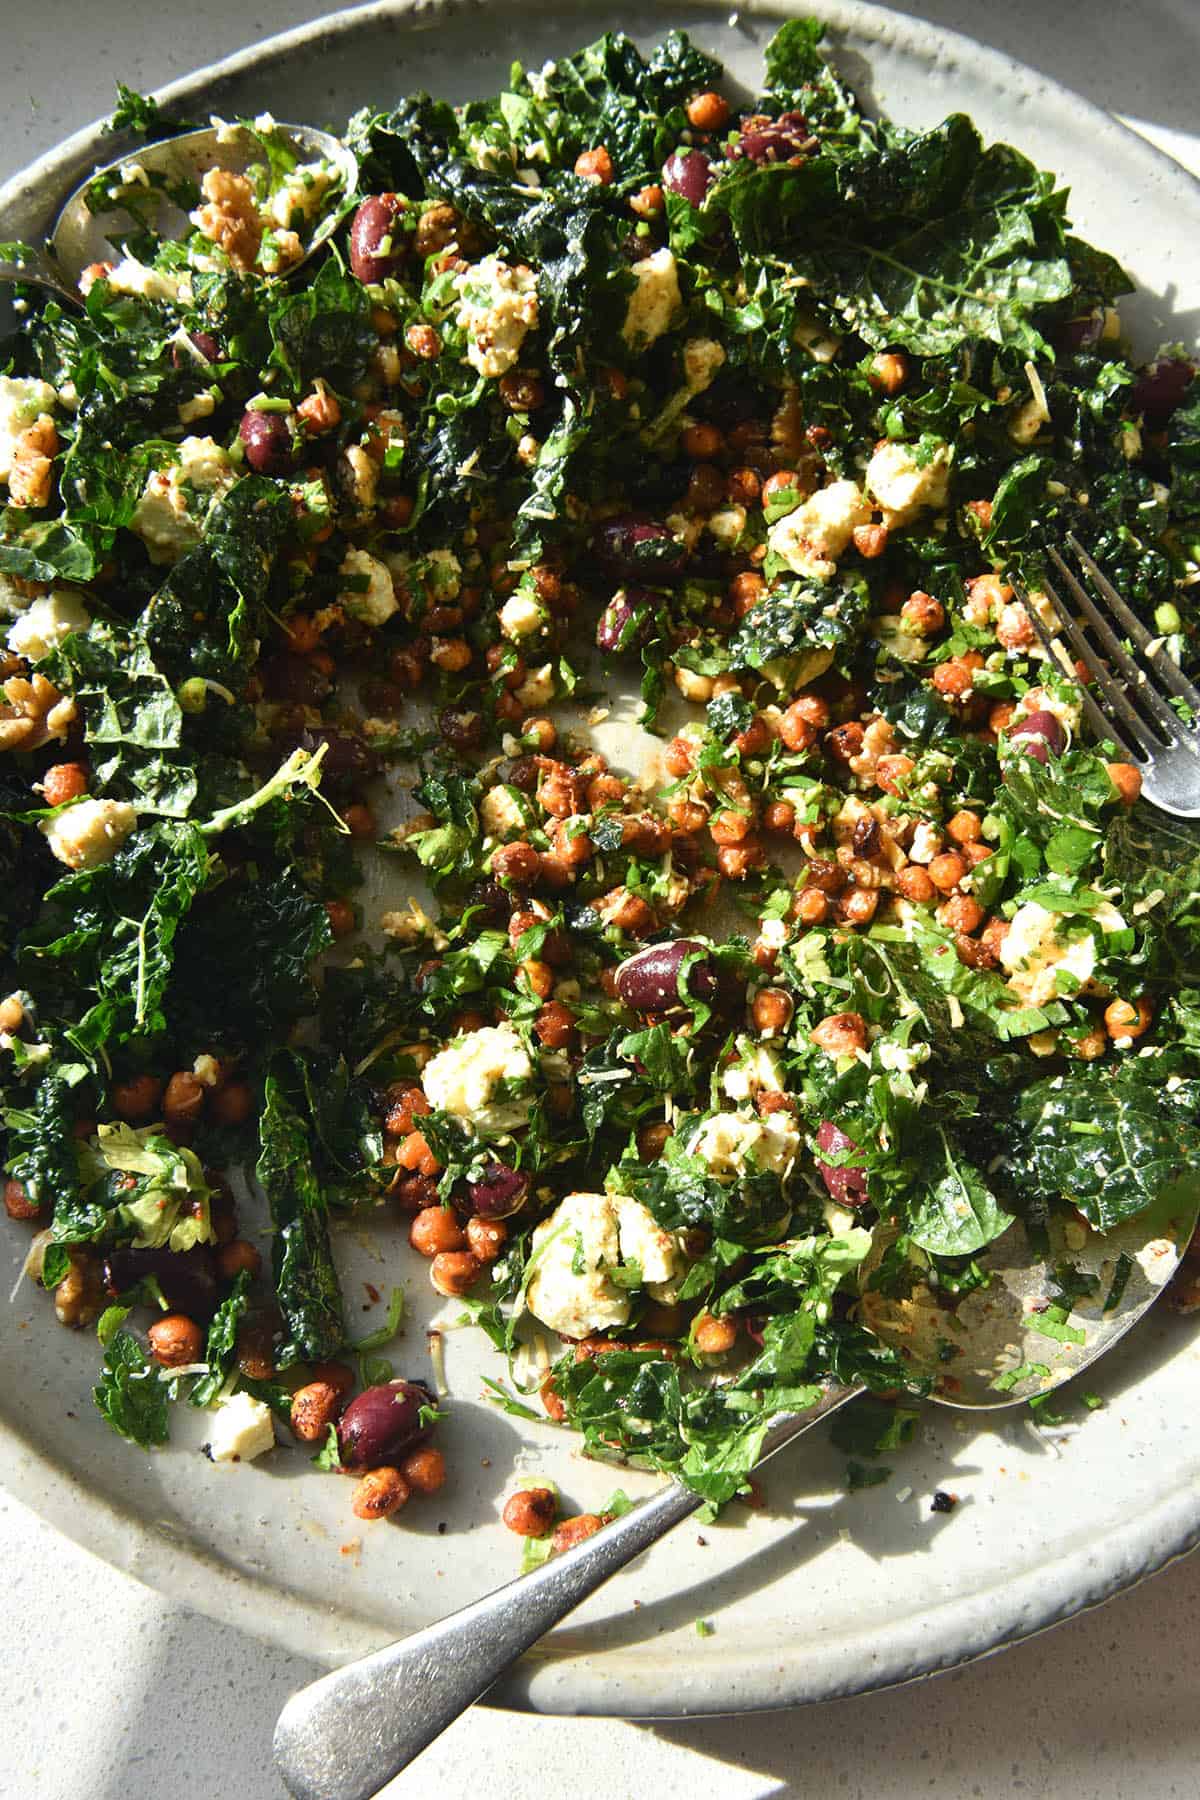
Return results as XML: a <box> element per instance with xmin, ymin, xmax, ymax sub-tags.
<box><xmin>3</xmin><ymin>3</ymin><xmax>1200</xmax><ymax>1795</ymax></box>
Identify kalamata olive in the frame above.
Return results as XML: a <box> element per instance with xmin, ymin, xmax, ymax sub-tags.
<box><xmin>466</xmin><ymin>880</ymin><xmax>512</xmax><ymax>925</ymax></box>
<box><xmin>465</xmin><ymin>1163</ymin><xmax>529</xmax><ymax>1220</ymax></box>
<box><xmin>338</xmin><ymin>1378</ymin><xmax>436</xmax><ymax>1470</ymax></box>
<box><xmin>661</xmin><ymin>149</ymin><xmax>712</xmax><ymax>206</ymax></box>
<box><xmin>498</xmin><ymin>754</ymin><xmax>540</xmax><ymax>792</ymax></box>
<box><xmin>239</xmin><ymin>408</ymin><xmax>297</xmax><ymax>476</ymax></box>
<box><xmin>438</xmin><ymin>706</ymin><xmax>485</xmax><ymax>752</ymax></box>
<box><xmin>171</xmin><ymin>330</ymin><xmax>221</xmax><ymax>369</ymax></box>
<box><xmin>615</xmin><ymin>939</ymin><xmax>719</xmax><ymax>1012</ymax></box>
<box><xmin>593</xmin><ymin>515</ymin><xmax>687</xmax><ymax>582</ymax></box>
<box><xmin>596</xmin><ymin>586</ymin><xmax>654</xmax><ymax>654</ymax></box>
<box><xmin>104</xmin><ymin>1246</ymin><xmax>220</xmax><ymax>1321</ymax></box>
<box><xmin>349</xmin><ymin>194</ymin><xmax>408</xmax><ymax>285</ymax></box>
<box><xmin>259</xmin><ymin>653</ymin><xmax>332</xmax><ymax>705</ymax></box>
<box><xmin>815</xmin><ymin>1120</ymin><xmax>869</xmax><ymax>1207</ymax></box>
<box><xmin>298</xmin><ymin>726</ymin><xmax>380</xmax><ymax>789</ymax></box>
<box><xmin>731</xmin><ymin>110</ymin><xmax>813</xmax><ymax>165</ymax></box>
<box><xmin>1054</xmin><ymin>311</ymin><xmax>1104</xmax><ymax>354</ymax></box>
<box><xmin>1130</xmin><ymin>356</ymin><xmax>1195</xmax><ymax>429</ymax></box>
<box><xmin>1007</xmin><ymin>709</ymin><xmax>1066</xmax><ymax>764</ymax></box>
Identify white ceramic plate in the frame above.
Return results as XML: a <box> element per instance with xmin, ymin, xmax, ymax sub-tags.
<box><xmin>3</xmin><ymin>0</ymin><xmax>1200</xmax><ymax>1719</ymax></box>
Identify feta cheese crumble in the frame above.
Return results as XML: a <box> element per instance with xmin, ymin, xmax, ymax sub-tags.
<box><xmin>421</xmin><ymin>1022</ymin><xmax>534</xmax><ymax>1131</ymax></box>
<box><xmin>767</xmin><ymin>479</ymin><xmax>871</xmax><ymax>582</ymax></box>
<box><xmin>525</xmin><ymin>1190</ymin><xmax>687</xmax><ymax>1339</ymax></box>
<box><xmin>455</xmin><ymin>257</ymin><xmax>539</xmax><ymax>378</ymax></box>
<box><xmin>622</xmin><ymin>248</ymin><xmax>682</xmax><ymax>348</ymax></box>
<box><xmin>41</xmin><ymin>799</ymin><xmax>138</xmax><ymax>872</ymax></box>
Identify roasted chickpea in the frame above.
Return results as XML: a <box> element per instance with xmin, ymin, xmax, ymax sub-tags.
<box><xmin>1106</xmin><ymin>762</ymin><xmax>1143</xmax><ymax>805</ymax></box>
<box><xmin>894</xmin><ymin>864</ymin><xmax>936</xmax><ymax>906</ymax></box>
<box><xmin>729</xmin><ymin>571</ymin><xmax>765</xmax><ymax>617</ymax></box>
<box><xmin>216</xmin><ymin>1239</ymin><xmax>262</xmax><ymax>1283</ymax></box>
<box><xmin>1072</xmin><ymin>1023</ymin><xmax>1109</xmax><ymax>1061</ymax></box>
<box><xmin>729</xmin><ymin>467</ymin><xmax>762</xmax><ymax>507</ymax></box>
<box><xmin>503</xmin><ymin>1486</ymin><xmax>557</xmax><ymax>1537</ymax></box>
<box><xmin>937</xmin><ymin>893</ymin><xmax>985</xmax><ymax>934</ymax></box>
<box><xmin>383</xmin><ymin>1083</ymin><xmax>432</xmax><ymax>1138</ymax></box>
<box><xmin>466</xmin><ymin>1215</ymin><xmax>507</xmax><ymax>1262</ymax></box>
<box><xmin>927</xmin><ymin>852</ymin><xmax>967</xmax><ymax>893</ymax></box>
<box><xmin>637</xmin><ymin>1120</ymin><xmax>673</xmax><ymax>1163</ymax></box>
<box><xmin>3</xmin><ymin>1177</ymin><xmax>40</xmax><ymax>1222</ymax></box>
<box><xmin>290</xmin><ymin>1380</ymin><xmax>342</xmax><ymax>1443</ymax></box>
<box><xmin>430</xmin><ymin>1249</ymin><xmax>483</xmax><ymax>1297</ymax></box>
<box><xmin>162</xmin><ymin>1071</ymin><xmax>205</xmax><ymax>1131</ymax></box>
<box><xmin>868</xmin><ymin>351</ymin><xmax>909</xmax><ymax>394</ymax></box>
<box><xmin>802</xmin><ymin>858</ymin><xmax>846</xmax><ymax>895</ymax></box>
<box><xmin>900</xmin><ymin>591</ymin><xmax>945</xmax><ymax>636</ymax></box>
<box><xmin>716</xmin><ymin>838</ymin><xmax>764</xmax><ymax>879</ymax></box>
<box><xmin>793</xmin><ymin>886</ymin><xmax>830</xmax><ymax>926</ymax></box>
<box><xmin>147</xmin><ymin>1314</ymin><xmax>204</xmax><ymax>1368</ymax></box>
<box><xmin>629</xmin><ymin>184</ymin><xmax>665</xmax><ymax>219</ymax></box>
<box><xmin>693</xmin><ymin>1312</ymin><xmax>738</xmax><ymax>1355</ymax></box>
<box><xmin>931</xmin><ymin>653</ymin><xmax>983</xmax><ymax>700</ymax></box>
<box><xmin>752</xmin><ymin>989</ymin><xmax>793</xmax><ymax>1034</ymax></box>
<box><xmin>210</xmin><ymin>1081</ymin><xmax>253</xmax><ymax>1128</ymax></box>
<box><xmin>552</xmin><ymin>1514</ymin><xmax>604</xmax><ymax>1555</ymax></box>
<box><xmin>397</xmin><ymin>1129</ymin><xmax>441</xmax><ymax>1176</ymax></box>
<box><xmin>535</xmin><ymin>1000</ymin><xmax>578</xmax><ymax>1050</ymax></box>
<box><xmin>945</xmin><ymin>810</ymin><xmax>984</xmax><ymax>846</ymax></box>
<box><xmin>41</xmin><ymin>761</ymin><xmax>89</xmax><ymax>806</ymax></box>
<box><xmin>111</xmin><ymin>1073</ymin><xmax>164</xmax><ymax>1123</ymax></box>
<box><xmin>1104</xmin><ymin>997</ymin><xmax>1153</xmax><ymax>1042</ymax></box>
<box><xmin>681</xmin><ymin>421</ymin><xmax>723</xmax><ymax>460</ymax></box>
<box><xmin>837</xmin><ymin>888</ymin><xmax>879</xmax><ymax>926</ymax></box>
<box><xmin>763</xmin><ymin>800</ymin><xmax>796</xmax><ymax>835</ymax></box>
<box><xmin>574</xmin><ymin>146</ymin><xmax>614</xmax><ymax>185</ymax></box>
<box><xmin>811</xmin><ymin>1011</ymin><xmax>868</xmax><ymax>1056</ymax></box>
<box><xmin>540</xmin><ymin>1378</ymin><xmax>566</xmax><ymax>1422</ymax></box>
<box><xmin>826</xmin><ymin>721</ymin><xmax>865</xmax><ymax>764</ymax></box>
<box><xmin>491</xmin><ymin>842</ymin><xmax>543</xmax><ymax>886</ymax></box>
<box><xmin>325</xmin><ymin>898</ymin><xmax>356</xmax><ymax>939</ymax></box>
<box><xmin>404</xmin><ymin>323</ymin><xmax>441</xmax><ymax>361</ymax></box>
<box><xmin>352</xmin><ymin>1467</ymin><xmax>410</xmax><ymax>1521</ymax></box>
<box><xmin>400</xmin><ymin>1445</ymin><xmax>447</xmax><ymax>1495</ymax></box>
<box><xmin>410</xmin><ymin>1206</ymin><xmax>465</xmax><ymax>1258</ymax></box>
<box><xmin>875</xmin><ymin>754</ymin><xmax>915</xmax><ymax>796</ymax></box>
<box><xmin>686</xmin><ymin>90</ymin><xmax>731</xmax><ymax>131</ymax></box>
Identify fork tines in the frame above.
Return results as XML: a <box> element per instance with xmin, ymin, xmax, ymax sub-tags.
<box><xmin>1010</xmin><ymin>533</ymin><xmax>1200</xmax><ymax>769</ymax></box>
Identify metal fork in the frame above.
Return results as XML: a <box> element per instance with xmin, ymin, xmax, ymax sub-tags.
<box><xmin>1009</xmin><ymin>532</ymin><xmax>1200</xmax><ymax>817</ymax></box>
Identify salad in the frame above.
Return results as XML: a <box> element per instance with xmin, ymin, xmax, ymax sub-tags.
<box><xmin>1</xmin><ymin>21</ymin><xmax>1198</xmax><ymax>1540</ymax></box>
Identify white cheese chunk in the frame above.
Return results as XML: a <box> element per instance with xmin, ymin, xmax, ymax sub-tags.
<box><xmin>721</xmin><ymin>1038</ymin><xmax>786</xmax><ymax>1106</ymax></box>
<box><xmin>864</xmin><ymin>440</ymin><xmax>952</xmax><ymax>527</ymax></box>
<box><xmin>498</xmin><ymin>591</ymin><xmax>546</xmax><ymax>641</ymax></box>
<box><xmin>455</xmin><ymin>257</ymin><xmax>539</xmax><ymax>378</ymax></box>
<box><xmin>130</xmin><ymin>437</ymin><xmax>234</xmax><ymax>565</ymax></box>
<box><xmin>622</xmin><ymin>248</ymin><xmax>681</xmax><ymax>348</ymax></box>
<box><xmin>1000</xmin><ymin>899</ymin><xmax>1127</xmax><ymax>1007</ymax></box>
<box><xmin>207</xmin><ymin>1390</ymin><xmax>276</xmax><ymax>1463</ymax></box>
<box><xmin>525</xmin><ymin>1190</ymin><xmax>686</xmax><ymax>1339</ymax></box>
<box><xmin>687</xmin><ymin>1109</ymin><xmax>801</xmax><ymax>1182</ymax></box>
<box><xmin>682</xmin><ymin>335</ymin><xmax>726</xmax><ymax>394</ymax></box>
<box><xmin>421</xmin><ymin>1022</ymin><xmax>533</xmax><ymax>1131</ymax></box>
<box><xmin>7</xmin><ymin>588</ymin><xmax>90</xmax><ymax>662</ymax></box>
<box><xmin>767</xmin><ymin>479</ymin><xmax>870</xmax><ymax>582</ymax></box>
<box><xmin>106</xmin><ymin>258</ymin><xmax>191</xmax><ymax>303</ymax></box>
<box><xmin>42</xmin><ymin>798</ymin><xmax>138</xmax><ymax>871</ymax></box>
<box><xmin>267</xmin><ymin>161</ymin><xmax>333</xmax><ymax>230</ymax></box>
<box><xmin>0</xmin><ymin>376</ymin><xmax>57</xmax><ymax>482</ymax></box>
<box><xmin>480</xmin><ymin>785</ymin><xmax>527</xmax><ymax>839</ymax></box>
<box><xmin>338</xmin><ymin>548</ymin><xmax>398</xmax><ymax>626</ymax></box>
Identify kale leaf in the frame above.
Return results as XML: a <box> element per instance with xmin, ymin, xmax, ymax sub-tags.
<box><xmin>93</xmin><ymin>1329</ymin><xmax>170</xmax><ymax>1448</ymax></box>
<box><xmin>256</xmin><ymin>1060</ymin><xmax>346</xmax><ymax>1365</ymax></box>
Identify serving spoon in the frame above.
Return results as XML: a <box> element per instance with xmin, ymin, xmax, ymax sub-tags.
<box><xmin>0</xmin><ymin>119</ymin><xmax>356</xmax><ymax>321</ymax></box>
<box><xmin>274</xmin><ymin>1192</ymin><xmax>1198</xmax><ymax>1800</ymax></box>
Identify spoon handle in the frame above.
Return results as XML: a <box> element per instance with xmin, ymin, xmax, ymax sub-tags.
<box><xmin>274</xmin><ymin>1383</ymin><xmax>858</xmax><ymax>1800</ymax></box>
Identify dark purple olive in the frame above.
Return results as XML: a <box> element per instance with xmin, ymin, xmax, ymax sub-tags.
<box><xmin>438</xmin><ymin>705</ymin><xmax>485</xmax><ymax>752</ymax></box>
<box><xmin>465</xmin><ymin>1163</ymin><xmax>529</xmax><ymax>1220</ymax></box>
<box><xmin>1054</xmin><ymin>311</ymin><xmax>1104</xmax><ymax>354</ymax></box>
<box><xmin>1007</xmin><ymin>709</ymin><xmax>1066</xmax><ymax>764</ymax></box>
<box><xmin>466</xmin><ymin>880</ymin><xmax>512</xmax><ymax>926</ymax></box>
<box><xmin>259</xmin><ymin>653</ymin><xmax>332</xmax><ymax>705</ymax></box>
<box><xmin>338</xmin><ymin>1379</ymin><xmax>436</xmax><ymax>1470</ymax></box>
<box><xmin>298</xmin><ymin>726</ymin><xmax>380</xmax><ymax>789</ymax></box>
<box><xmin>596</xmin><ymin>586</ymin><xmax>654</xmax><ymax>654</ymax></box>
<box><xmin>815</xmin><ymin>1120</ymin><xmax>869</xmax><ymax>1208</ymax></box>
<box><xmin>104</xmin><ymin>1246</ymin><xmax>220</xmax><ymax>1321</ymax></box>
<box><xmin>661</xmin><ymin>149</ymin><xmax>712</xmax><ymax>206</ymax></box>
<box><xmin>743</xmin><ymin>1314</ymin><xmax>767</xmax><ymax>1347</ymax></box>
<box><xmin>615</xmin><ymin>939</ymin><xmax>718</xmax><ymax>1013</ymax></box>
<box><xmin>731</xmin><ymin>110</ymin><xmax>813</xmax><ymax>165</ymax></box>
<box><xmin>498</xmin><ymin>755</ymin><xmax>540</xmax><ymax>793</ymax></box>
<box><xmin>171</xmin><ymin>330</ymin><xmax>221</xmax><ymax>369</ymax></box>
<box><xmin>348</xmin><ymin>194</ymin><xmax>408</xmax><ymax>284</ymax></box>
<box><xmin>239</xmin><ymin>408</ymin><xmax>297</xmax><ymax>476</ymax></box>
<box><xmin>1130</xmin><ymin>356</ymin><xmax>1195</xmax><ymax>429</ymax></box>
<box><xmin>593</xmin><ymin>515</ymin><xmax>687</xmax><ymax>583</ymax></box>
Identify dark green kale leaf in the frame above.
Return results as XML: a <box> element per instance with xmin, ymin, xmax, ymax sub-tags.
<box><xmin>188</xmin><ymin>1270</ymin><xmax>252</xmax><ymax>1408</ymax></box>
<box><xmin>45</xmin><ymin>624</ymin><xmax>195</xmax><ymax>818</ymax></box>
<box><xmin>619</xmin><ymin>1137</ymin><xmax>787</xmax><ymax>1245</ymax></box>
<box><xmin>93</xmin><ymin>1328</ymin><xmax>170</xmax><ymax>1448</ymax></box>
<box><xmin>904</xmin><ymin>1128</ymin><xmax>1013</xmax><ymax>1256</ymax></box>
<box><xmin>729</xmin><ymin>576</ymin><xmax>871</xmax><ymax>680</ymax></box>
<box><xmin>267</xmin><ymin>260</ymin><xmax>378</xmax><ymax>394</ymax></box>
<box><xmin>1009</xmin><ymin>1064</ymin><xmax>1200</xmax><ymax>1230</ymax></box>
<box><xmin>5</xmin><ymin>1069</ymin><xmax>94</xmax><ymax>1246</ymax></box>
<box><xmin>256</xmin><ymin>1060</ymin><xmax>346</xmax><ymax>1364</ymax></box>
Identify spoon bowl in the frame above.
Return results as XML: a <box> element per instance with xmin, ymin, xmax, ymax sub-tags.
<box><xmin>51</xmin><ymin>121</ymin><xmax>356</xmax><ymax>289</ymax></box>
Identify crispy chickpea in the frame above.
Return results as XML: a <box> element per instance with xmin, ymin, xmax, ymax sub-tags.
<box><xmin>217</xmin><ymin>1239</ymin><xmax>262</xmax><ymax>1282</ymax></box>
<box><xmin>826</xmin><ymin>721</ymin><xmax>865</xmax><ymax>764</ymax></box>
<box><xmin>521</xmin><ymin>958</ymin><xmax>555</xmax><ymax>1000</ymax></box>
<box><xmin>837</xmin><ymin>888</ymin><xmax>879</xmax><ymax>926</ymax></box>
<box><xmin>709</xmin><ymin>808</ymin><xmax>752</xmax><ymax>846</ymax></box>
<box><xmin>995</xmin><ymin>601</ymin><xmax>1036</xmax><ymax>650</ymax></box>
<box><xmin>342</xmin><ymin>802</ymin><xmax>376</xmax><ymax>840</ymax></box>
<box><xmin>587</xmin><ymin>772</ymin><xmax>627</xmax><ymax>811</ymax></box>
<box><xmin>430</xmin><ymin>1249</ymin><xmax>483</xmax><ymax>1296</ymax></box>
<box><xmin>811</xmin><ymin>1011</ymin><xmax>868</xmax><ymax>1056</ymax></box>
<box><xmin>668</xmin><ymin>796</ymin><xmax>709</xmax><ymax>833</ymax></box>
<box><xmin>397</xmin><ymin>1130</ymin><xmax>441</xmax><ymax>1176</ymax></box>
<box><xmin>574</xmin><ymin>146</ymin><xmax>614</xmax><ymax>185</ymax></box>
<box><xmin>147</xmin><ymin>1314</ymin><xmax>204</xmax><ymax>1369</ymax></box>
<box><xmin>540</xmin><ymin>1378</ymin><xmax>566</xmax><ymax>1422</ymax></box>
<box><xmin>491</xmin><ymin>841</ymin><xmax>543</xmax><ymax>886</ymax></box>
<box><xmin>54</xmin><ymin>1252</ymin><xmax>102</xmax><ymax>1328</ymax></box>
<box><xmin>716</xmin><ymin>838</ymin><xmax>764</xmax><ymax>879</ymax></box>
<box><xmin>779</xmin><ymin>701</ymin><xmax>821</xmax><ymax>753</ymax></box>
<box><xmin>236</xmin><ymin>1318</ymin><xmax>277</xmax><ymax>1381</ymax></box>
<box><xmin>988</xmin><ymin>700</ymin><xmax>1017</xmax><ymax>733</ymax></box>
<box><xmin>730</xmin><ymin>571</ymin><xmax>765</xmax><ymax>617</ymax></box>
<box><xmin>868</xmin><ymin>351</ymin><xmax>909</xmax><ymax>395</ymax></box>
<box><xmin>1104</xmin><ymin>997</ymin><xmax>1153</xmax><ymax>1042</ymax></box>
<box><xmin>892</xmin><ymin>865</ymin><xmax>934</xmax><ymax>905</ymax></box>
<box><xmin>430</xmin><ymin>636</ymin><xmax>472</xmax><ymax>674</ymax></box>
<box><xmin>309</xmin><ymin>1360</ymin><xmax>355</xmax><ymax>1398</ymax></box>
<box><xmin>937</xmin><ymin>893</ymin><xmax>985</xmax><ymax>934</ymax></box>
<box><xmin>694</xmin><ymin>1312</ymin><xmax>738</xmax><ymax>1355</ymax></box>
<box><xmin>552</xmin><ymin>1514</ymin><xmax>604</xmax><ymax>1555</ymax></box>
<box><xmin>296</xmin><ymin>386</ymin><xmax>342</xmax><ymax>433</ymax></box>
<box><xmin>762</xmin><ymin>469</ymin><xmax>801</xmax><ymax>506</ymax></box>
<box><xmin>874</xmin><ymin>753</ymin><xmax>914</xmax><ymax>796</ymax></box>
<box><xmin>802</xmin><ymin>857</ymin><xmax>846</xmax><ymax>895</ymax></box>
<box><xmin>535</xmin><ymin>1000</ymin><xmax>578</xmax><ymax>1050</ymax></box>
<box><xmin>900</xmin><ymin>591</ymin><xmax>945</xmax><ymax>636</ymax></box>
<box><xmin>111</xmin><ymin>1073</ymin><xmax>164</xmax><ymax>1123</ymax></box>
<box><xmin>600</xmin><ymin>888</ymin><xmax>656</xmax><ymax>934</ymax></box>
<box><xmin>410</xmin><ymin>1206</ymin><xmax>465</xmax><ymax>1258</ymax></box>
<box><xmin>383</xmin><ymin>1083</ymin><xmax>432</xmax><ymax>1139</ymax></box>
<box><xmin>325</xmin><ymin>898</ymin><xmax>356</xmax><ymax>939</ymax></box>
<box><xmin>663</xmin><ymin>735</ymin><xmax>696</xmax><ymax>777</ymax></box>
<box><xmin>4</xmin><ymin>1177</ymin><xmax>40</xmax><ymax>1222</ymax></box>
<box><xmin>637</xmin><ymin>1120</ymin><xmax>673</xmax><ymax>1163</ymax></box>
<box><xmin>351</xmin><ymin>1467</ymin><xmax>410</xmax><ymax>1522</ymax></box>
<box><xmin>210</xmin><ymin>1081</ymin><xmax>252</xmax><ymax>1128</ymax></box>
<box><xmin>1072</xmin><ymin>1023</ymin><xmax>1109</xmax><ymax>1061</ymax></box>
<box><xmin>932</xmin><ymin>653</ymin><xmax>984</xmax><ymax>700</ymax></box>
<box><xmin>498</xmin><ymin>368</ymin><xmax>545</xmax><ymax>413</ymax></box>
<box><xmin>852</xmin><ymin>522</ymin><xmax>889</xmax><ymax>559</ymax></box>
<box><xmin>927</xmin><ymin>852</ymin><xmax>967</xmax><ymax>893</ymax></box>
<box><xmin>400</xmin><ymin>1445</ymin><xmax>447</xmax><ymax>1496</ymax></box>
<box><xmin>290</xmin><ymin>1380</ymin><xmax>342</xmax><ymax>1443</ymax></box>
<box><xmin>752</xmin><ymin>989</ymin><xmax>793</xmax><ymax>1034</ymax></box>
<box><xmin>762</xmin><ymin>800</ymin><xmax>796</xmax><ymax>835</ymax></box>
<box><xmin>503</xmin><ymin>1486</ymin><xmax>557</xmax><ymax>1537</ymax></box>
<box><xmin>682</xmin><ymin>421</ymin><xmax>723</xmax><ymax>460</ymax></box>
<box><xmin>404</xmin><ymin>322</ymin><xmax>442</xmax><ymax>361</ymax></box>
<box><xmin>466</xmin><ymin>1215</ymin><xmax>507</xmax><ymax>1262</ymax></box>
<box><xmin>945</xmin><ymin>810</ymin><xmax>983</xmax><ymax>846</ymax></box>
<box><xmin>729</xmin><ymin>467</ymin><xmax>762</xmax><ymax>506</ymax></box>
<box><xmin>162</xmin><ymin>1071</ymin><xmax>205</xmax><ymax>1130</ymax></box>
<box><xmin>1107</xmin><ymin>762</ymin><xmax>1143</xmax><ymax>806</ymax></box>
<box><xmin>686</xmin><ymin>90</ymin><xmax>731</xmax><ymax>130</ymax></box>
<box><xmin>629</xmin><ymin>183</ymin><xmax>665</xmax><ymax>219</ymax></box>
<box><xmin>41</xmin><ymin>761</ymin><xmax>89</xmax><ymax>806</ymax></box>
<box><xmin>979</xmin><ymin>917</ymin><xmax>1010</xmax><ymax>960</ymax></box>
<box><xmin>0</xmin><ymin>994</ymin><xmax>23</xmax><ymax>1034</ymax></box>
<box><xmin>794</xmin><ymin>886</ymin><xmax>830</xmax><ymax>926</ymax></box>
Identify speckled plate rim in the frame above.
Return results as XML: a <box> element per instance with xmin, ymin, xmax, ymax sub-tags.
<box><xmin>2</xmin><ymin>0</ymin><xmax>1200</xmax><ymax>1718</ymax></box>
